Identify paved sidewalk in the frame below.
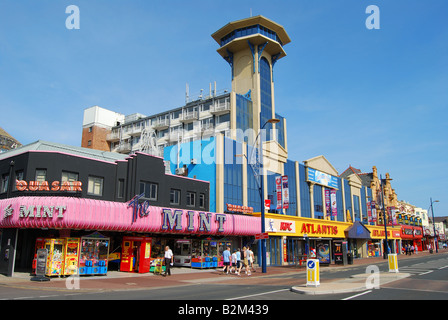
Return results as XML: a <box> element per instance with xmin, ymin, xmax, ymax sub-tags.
<box><xmin>0</xmin><ymin>249</ymin><xmax>446</xmax><ymax>294</ymax></box>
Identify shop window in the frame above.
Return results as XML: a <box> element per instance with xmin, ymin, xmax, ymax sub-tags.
<box><xmin>140</xmin><ymin>181</ymin><xmax>158</xmax><ymax>201</ymax></box>
<box><xmin>88</xmin><ymin>176</ymin><xmax>104</xmax><ymax>196</ymax></box>
<box><xmin>187</xmin><ymin>191</ymin><xmax>196</xmax><ymax>207</ymax></box>
<box><xmin>170</xmin><ymin>189</ymin><xmax>180</xmax><ymax>205</ymax></box>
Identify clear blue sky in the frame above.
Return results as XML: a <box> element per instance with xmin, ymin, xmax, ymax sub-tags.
<box><xmin>1</xmin><ymin>1</ymin><xmax>447</xmax><ymax>216</ymax></box>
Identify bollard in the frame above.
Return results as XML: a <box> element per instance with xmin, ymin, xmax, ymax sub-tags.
<box><xmin>306</xmin><ymin>259</ymin><xmax>320</xmax><ymax>287</ymax></box>
<box><xmin>388</xmin><ymin>254</ymin><xmax>399</xmax><ymax>273</ymax></box>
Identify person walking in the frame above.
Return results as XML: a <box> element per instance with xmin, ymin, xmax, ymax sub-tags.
<box><xmin>247</xmin><ymin>247</ymin><xmax>255</xmax><ymax>272</ymax></box>
<box><xmin>244</xmin><ymin>247</ymin><xmax>251</xmax><ymax>276</ymax></box>
<box><xmin>230</xmin><ymin>250</ymin><xmax>237</xmax><ymax>274</ymax></box>
<box><xmin>235</xmin><ymin>248</ymin><xmax>241</xmax><ymax>276</ymax></box>
<box><xmin>163</xmin><ymin>246</ymin><xmax>173</xmax><ymax>277</ymax></box>
<box><xmin>222</xmin><ymin>246</ymin><xmax>231</xmax><ymax>274</ymax></box>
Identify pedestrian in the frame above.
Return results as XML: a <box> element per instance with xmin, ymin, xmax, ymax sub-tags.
<box><xmin>247</xmin><ymin>247</ymin><xmax>255</xmax><ymax>272</ymax></box>
<box><xmin>230</xmin><ymin>250</ymin><xmax>237</xmax><ymax>274</ymax></box>
<box><xmin>222</xmin><ymin>246</ymin><xmax>231</xmax><ymax>274</ymax></box>
<box><xmin>163</xmin><ymin>246</ymin><xmax>173</xmax><ymax>277</ymax></box>
<box><xmin>244</xmin><ymin>247</ymin><xmax>251</xmax><ymax>276</ymax></box>
<box><xmin>236</xmin><ymin>248</ymin><xmax>241</xmax><ymax>276</ymax></box>
<box><xmin>415</xmin><ymin>245</ymin><xmax>418</xmax><ymax>255</ymax></box>
<box><xmin>411</xmin><ymin>245</ymin><xmax>415</xmax><ymax>254</ymax></box>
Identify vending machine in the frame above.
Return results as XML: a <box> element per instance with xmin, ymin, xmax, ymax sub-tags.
<box><xmin>120</xmin><ymin>236</ymin><xmax>152</xmax><ymax>273</ymax></box>
<box><xmin>79</xmin><ymin>232</ymin><xmax>110</xmax><ymax>275</ymax></box>
<box><xmin>44</xmin><ymin>238</ymin><xmax>66</xmax><ymax>276</ymax></box>
<box><xmin>63</xmin><ymin>238</ymin><xmax>81</xmax><ymax>276</ymax></box>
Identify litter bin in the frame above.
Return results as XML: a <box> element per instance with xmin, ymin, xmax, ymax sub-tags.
<box><xmin>347</xmin><ymin>252</ymin><xmax>353</xmax><ymax>265</ymax></box>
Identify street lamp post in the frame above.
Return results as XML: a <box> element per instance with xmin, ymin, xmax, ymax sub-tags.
<box><xmin>240</xmin><ymin>118</ymin><xmax>279</xmax><ymax>274</ymax></box>
<box><xmin>430</xmin><ymin>198</ymin><xmax>440</xmax><ymax>253</ymax></box>
<box><xmin>380</xmin><ymin>175</ymin><xmax>389</xmax><ymax>259</ymax></box>
<box><xmin>258</xmin><ymin>118</ymin><xmax>280</xmax><ymax>274</ymax></box>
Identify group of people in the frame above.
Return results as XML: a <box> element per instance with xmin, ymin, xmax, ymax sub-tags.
<box><xmin>222</xmin><ymin>246</ymin><xmax>255</xmax><ymax>276</ymax></box>
<box><xmin>161</xmin><ymin>245</ymin><xmax>256</xmax><ymax>277</ymax></box>
<box><xmin>403</xmin><ymin>243</ymin><xmax>417</xmax><ymax>255</ymax></box>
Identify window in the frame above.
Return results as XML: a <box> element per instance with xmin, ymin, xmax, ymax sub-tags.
<box><xmin>217</xmin><ymin>113</ymin><xmax>230</xmax><ymax>124</ymax></box>
<box><xmin>88</xmin><ymin>176</ymin><xmax>104</xmax><ymax>196</ymax></box>
<box><xmin>14</xmin><ymin>170</ymin><xmax>24</xmax><ymax>190</ymax></box>
<box><xmin>62</xmin><ymin>171</ymin><xmax>79</xmax><ymax>183</ymax></box>
<box><xmin>140</xmin><ymin>181</ymin><xmax>158</xmax><ymax>201</ymax></box>
<box><xmin>89</xmin><ymin>127</ymin><xmax>93</xmax><ymax>133</ymax></box>
<box><xmin>88</xmin><ymin>140</ymin><xmax>92</xmax><ymax>146</ymax></box>
<box><xmin>187</xmin><ymin>192</ymin><xmax>196</xmax><ymax>207</ymax></box>
<box><xmin>170</xmin><ymin>189</ymin><xmax>181</xmax><ymax>205</ymax></box>
<box><xmin>1</xmin><ymin>174</ymin><xmax>9</xmax><ymax>193</ymax></box>
<box><xmin>117</xmin><ymin>179</ymin><xmax>125</xmax><ymax>198</ymax></box>
<box><xmin>199</xmin><ymin>193</ymin><xmax>205</xmax><ymax>208</ymax></box>
<box><xmin>35</xmin><ymin>169</ymin><xmax>47</xmax><ymax>182</ymax></box>
<box><xmin>62</xmin><ymin>171</ymin><xmax>79</xmax><ymax>192</ymax></box>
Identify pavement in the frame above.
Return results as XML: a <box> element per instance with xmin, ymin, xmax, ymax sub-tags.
<box><xmin>0</xmin><ymin>249</ymin><xmax>446</xmax><ymax>296</ymax></box>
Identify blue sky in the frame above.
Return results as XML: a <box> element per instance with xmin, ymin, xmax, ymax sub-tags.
<box><xmin>0</xmin><ymin>1</ymin><xmax>447</xmax><ymax>216</ymax></box>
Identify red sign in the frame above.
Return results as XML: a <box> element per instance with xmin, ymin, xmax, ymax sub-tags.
<box><xmin>255</xmin><ymin>233</ymin><xmax>269</xmax><ymax>240</ymax></box>
<box><xmin>226</xmin><ymin>204</ymin><xmax>253</xmax><ymax>214</ymax></box>
<box><xmin>280</xmin><ymin>222</ymin><xmax>293</xmax><ymax>231</ymax></box>
<box><xmin>264</xmin><ymin>199</ymin><xmax>271</xmax><ymax>210</ymax></box>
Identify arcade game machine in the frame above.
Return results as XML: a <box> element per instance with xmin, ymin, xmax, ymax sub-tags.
<box><xmin>63</xmin><ymin>238</ymin><xmax>81</xmax><ymax>276</ymax></box>
<box><xmin>191</xmin><ymin>240</ymin><xmax>220</xmax><ymax>268</ymax></box>
<box><xmin>32</xmin><ymin>238</ymin><xmax>46</xmax><ymax>274</ymax></box>
<box><xmin>120</xmin><ymin>236</ymin><xmax>152</xmax><ymax>273</ymax></box>
<box><xmin>173</xmin><ymin>239</ymin><xmax>192</xmax><ymax>267</ymax></box>
<box><xmin>44</xmin><ymin>238</ymin><xmax>66</xmax><ymax>276</ymax></box>
<box><xmin>79</xmin><ymin>232</ymin><xmax>110</xmax><ymax>276</ymax></box>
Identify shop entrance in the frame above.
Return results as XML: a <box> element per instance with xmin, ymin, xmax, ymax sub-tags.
<box><xmin>285</xmin><ymin>238</ymin><xmax>306</xmax><ymax>265</ymax></box>
<box><xmin>308</xmin><ymin>239</ymin><xmax>332</xmax><ymax>265</ymax></box>
<box><xmin>120</xmin><ymin>236</ymin><xmax>152</xmax><ymax>273</ymax></box>
<box><xmin>266</xmin><ymin>237</ymin><xmax>282</xmax><ymax>266</ymax></box>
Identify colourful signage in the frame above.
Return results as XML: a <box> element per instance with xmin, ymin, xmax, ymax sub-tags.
<box><xmin>306</xmin><ymin>168</ymin><xmax>338</xmax><ymax>189</ymax></box>
<box><xmin>16</xmin><ymin>180</ymin><xmax>82</xmax><ymax>192</ymax></box>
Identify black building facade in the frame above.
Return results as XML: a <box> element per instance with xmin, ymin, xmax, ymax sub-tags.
<box><xmin>0</xmin><ymin>140</ymin><xmax>209</xmax><ymax>211</ymax></box>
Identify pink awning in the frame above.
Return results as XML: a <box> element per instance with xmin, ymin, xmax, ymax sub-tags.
<box><xmin>0</xmin><ymin>197</ymin><xmax>261</xmax><ymax>236</ymax></box>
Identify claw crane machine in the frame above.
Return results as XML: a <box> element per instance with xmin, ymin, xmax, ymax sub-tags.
<box><xmin>44</xmin><ymin>238</ymin><xmax>66</xmax><ymax>276</ymax></box>
<box><xmin>79</xmin><ymin>232</ymin><xmax>110</xmax><ymax>275</ymax></box>
<box><xmin>63</xmin><ymin>238</ymin><xmax>81</xmax><ymax>276</ymax></box>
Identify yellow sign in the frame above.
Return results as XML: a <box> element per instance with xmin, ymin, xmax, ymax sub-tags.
<box><xmin>306</xmin><ymin>259</ymin><xmax>320</xmax><ymax>287</ymax></box>
<box><xmin>367</xmin><ymin>226</ymin><xmax>401</xmax><ymax>240</ymax></box>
